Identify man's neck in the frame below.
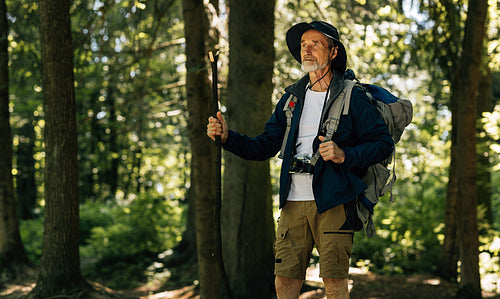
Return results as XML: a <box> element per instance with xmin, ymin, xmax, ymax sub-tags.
<box><xmin>308</xmin><ymin>68</ymin><xmax>332</xmax><ymax>92</ymax></box>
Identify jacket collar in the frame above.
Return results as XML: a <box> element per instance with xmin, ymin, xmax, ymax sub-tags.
<box><xmin>285</xmin><ymin>74</ymin><xmax>310</xmax><ymax>99</ymax></box>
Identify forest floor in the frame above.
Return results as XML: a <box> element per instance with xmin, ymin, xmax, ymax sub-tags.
<box><xmin>2</xmin><ymin>266</ymin><xmax>500</xmax><ymax>299</ymax></box>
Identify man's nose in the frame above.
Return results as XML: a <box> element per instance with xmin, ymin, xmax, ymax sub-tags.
<box><xmin>303</xmin><ymin>45</ymin><xmax>313</xmax><ymax>54</ymax></box>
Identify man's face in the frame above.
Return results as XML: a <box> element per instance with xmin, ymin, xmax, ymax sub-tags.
<box><xmin>300</xmin><ymin>29</ymin><xmax>334</xmax><ymax>73</ymax></box>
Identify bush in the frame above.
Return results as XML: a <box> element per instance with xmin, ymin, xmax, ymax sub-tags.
<box><xmin>79</xmin><ymin>201</ymin><xmax>115</xmax><ymax>246</ymax></box>
<box><xmin>81</xmin><ymin>195</ymin><xmax>184</xmax><ymax>257</ymax></box>
<box><xmin>351</xmin><ymin>178</ymin><xmax>445</xmax><ymax>275</ymax></box>
<box><xmin>19</xmin><ymin>194</ymin><xmax>186</xmax><ymax>288</ymax></box>
<box><xmin>19</xmin><ymin>217</ymin><xmax>44</xmax><ymax>266</ymax></box>
<box><xmin>80</xmin><ymin>194</ymin><xmax>185</xmax><ymax>288</ymax></box>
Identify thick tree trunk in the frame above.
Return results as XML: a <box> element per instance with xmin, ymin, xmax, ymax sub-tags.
<box><xmin>0</xmin><ymin>0</ymin><xmax>29</xmax><ymax>279</ymax></box>
<box><xmin>454</xmin><ymin>0</ymin><xmax>488</xmax><ymax>297</ymax></box>
<box><xmin>222</xmin><ymin>0</ymin><xmax>276</xmax><ymax>298</ymax></box>
<box><xmin>29</xmin><ymin>0</ymin><xmax>86</xmax><ymax>297</ymax></box>
<box><xmin>182</xmin><ymin>0</ymin><xmax>229</xmax><ymax>298</ymax></box>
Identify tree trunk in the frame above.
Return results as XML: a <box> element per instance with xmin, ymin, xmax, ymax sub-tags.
<box><xmin>222</xmin><ymin>0</ymin><xmax>276</xmax><ymax>298</ymax></box>
<box><xmin>476</xmin><ymin>59</ymin><xmax>493</xmax><ymax>226</ymax></box>
<box><xmin>440</xmin><ymin>50</ymin><xmax>460</xmax><ymax>281</ymax></box>
<box><xmin>108</xmin><ymin>86</ymin><xmax>119</xmax><ymax>198</ymax></box>
<box><xmin>437</xmin><ymin>0</ymin><xmax>461</xmax><ymax>282</ymax></box>
<box><xmin>0</xmin><ymin>0</ymin><xmax>29</xmax><ymax>280</ymax></box>
<box><xmin>439</xmin><ymin>127</ymin><xmax>459</xmax><ymax>281</ymax></box>
<box><xmin>182</xmin><ymin>0</ymin><xmax>230</xmax><ymax>298</ymax></box>
<box><xmin>16</xmin><ymin>120</ymin><xmax>38</xmax><ymax>219</ymax></box>
<box><xmin>29</xmin><ymin>0</ymin><xmax>86</xmax><ymax>297</ymax></box>
<box><xmin>454</xmin><ymin>0</ymin><xmax>488</xmax><ymax>297</ymax></box>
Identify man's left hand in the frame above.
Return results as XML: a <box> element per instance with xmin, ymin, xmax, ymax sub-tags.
<box><xmin>318</xmin><ymin>136</ymin><xmax>345</xmax><ymax>164</ymax></box>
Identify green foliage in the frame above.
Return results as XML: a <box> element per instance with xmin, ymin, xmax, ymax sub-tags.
<box><xmin>70</xmin><ymin>0</ymin><xmax>189</xmax><ymax>202</ymax></box>
<box><xmin>352</xmin><ymin>165</ymin><xmax>446</xmax><ymax>274</ymax></box>
<box><xmin>79</xmin><ymin>194</ymin><xmax>185</xmax><ymax>288</ymax></box>
<box><xmin>478</xmin><ymin>220</ymin><xmax>500</xmax><ymax>292</ymax></box>
<box><xmin>82</xmin><ymin>196</ymin><xmax>184</xmax><ymax>258</ymax></box>
<box><xmin>19</xmin><ymin>217</ymin><xmax>44</xmax><ymax>266</ymax></box>
<box><xmin>19</xmin><ymin>194</ymin><xmax>186</xmax><ymax>289</ymax></box>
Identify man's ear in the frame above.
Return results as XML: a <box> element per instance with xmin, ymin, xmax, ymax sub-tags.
<box><xmin>330</xmin><ymin>47</ymin><xmax>337</xmax><ymax>58</ymax></box>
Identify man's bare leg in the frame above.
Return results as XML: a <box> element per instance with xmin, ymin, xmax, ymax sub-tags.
<box><xmin>323</xmin><ymin>278</ymin><xmax>349</xmax><ymax>299</ymax></box>
<box><xmin>275</xmin><ymin>276</ymin><xmax>303</xmax><ymax>299</ymax></box>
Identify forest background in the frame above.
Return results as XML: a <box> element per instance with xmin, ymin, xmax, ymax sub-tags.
<box><xmin>0</xmin><ymin>0</ymin><xmax>500</xmax><ymax>298</ymax></box>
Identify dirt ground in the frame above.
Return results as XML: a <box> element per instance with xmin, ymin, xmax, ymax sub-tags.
<box><xmin>2</xmin><ymin>270</ymin><xmax>500</xmax><ymax>298</ymax></box>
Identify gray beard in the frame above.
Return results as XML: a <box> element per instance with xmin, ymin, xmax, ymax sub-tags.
<box><xmin>301</xmin><ymin>60</ymin><xmax>328</xmax><ymax>72</ymax></box>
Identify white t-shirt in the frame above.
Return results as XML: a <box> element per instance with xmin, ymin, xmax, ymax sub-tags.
<box><xmin>287</xmin><ymin>89</ymin><xmax>326</xmax><ymax>201</ymax></box>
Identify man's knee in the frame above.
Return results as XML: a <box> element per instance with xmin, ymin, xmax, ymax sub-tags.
<box><xmin>323</xmin><ymin>278</ymin><xmax>349</xmax><ymax>299</ymax></box>
<box><xmin>275</xmin><ymin>276</ymin><xmax>302</xmax><ymax>299</ymax></box>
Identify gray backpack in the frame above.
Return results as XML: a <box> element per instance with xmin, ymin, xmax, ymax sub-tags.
<box><xmin>280</xmin><ymin>78</ymin><xmax>413</xmax><ymax>237</ymax></box>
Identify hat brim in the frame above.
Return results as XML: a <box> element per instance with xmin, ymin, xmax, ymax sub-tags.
<box><xmin>286</xmin><ymin>22</ymin><xmax>347</xmax><ymax>71</ymax></box>
<box><xmin>286</xmin><ymin>23</ymin><xmax>316</xmax><ymax>63</ymax></box>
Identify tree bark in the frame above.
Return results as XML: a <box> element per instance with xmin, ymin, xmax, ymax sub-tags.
<box><xmin>222</xmin><ymin>0</ymin><xmax>276</xmax><ymax>298</ymax></box>
<box><xmin>29</xmin><ymin>0</ymin><xmax>86</xmax><ymax>297</ymax></box>
<box><xmin>0</xmin><ymin>0</ymin><xmax>29</xmax><ymax>280</ymax></box>
<box><xmin>437</xmin><ymin>0</ymin><xmax>461</xmax><ymax>282</ymax></box>
<box><xmin>182</xmin><ymin>0</ymin><xmax>229</xmax><ymax>298</ymax></box>
<box><xmin>454</xmin><ymin>0</ymin><xmax>488</xmax><ymax>297</ymax></box>
<box><xmin>439</xmin><ymin>130</ymin><xmax>459</xmax><ymax>281</ymax></box>
<box><xmin>476</xmin><ymin>59</ymin><xmax>493</xmax><ymax>226</ymax></box>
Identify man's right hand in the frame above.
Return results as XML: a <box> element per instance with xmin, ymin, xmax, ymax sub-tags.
<box><xmin>207</xmin><ymin>111</ymin><xmax>228</xmax><ymax>143</ymax></box>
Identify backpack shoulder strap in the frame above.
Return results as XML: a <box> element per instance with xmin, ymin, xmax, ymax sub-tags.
<box><xmin>278</xmin><ymin>93</ymin><xmax>297</xmax><ymax>159</ymax></box>
<box><xmin>310</xmin><ymin>80</ymin><xmax>356</xmax><ymax>166</ymax></box>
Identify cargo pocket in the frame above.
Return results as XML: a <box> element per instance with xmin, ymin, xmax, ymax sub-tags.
<box><xmin>274</xmin><ymin>225</ymin><xmax>302</xmax><ymax>278</ymax></box>
<box><xmin>274</xmin><ymin>225</ymin><xmax>289</xmax><ymax>263</ymax></box>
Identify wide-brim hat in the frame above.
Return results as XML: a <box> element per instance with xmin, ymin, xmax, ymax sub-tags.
<box><xmin>286</xmin><ymin>21</ymin><xmax>347</xmax><ymax>72</ymax></box>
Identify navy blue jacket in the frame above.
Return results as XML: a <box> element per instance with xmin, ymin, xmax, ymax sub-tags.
<box><xmin>223</xmin><ymin>72</ymin><xmax>394</xmax><ymax>213</ymax></box>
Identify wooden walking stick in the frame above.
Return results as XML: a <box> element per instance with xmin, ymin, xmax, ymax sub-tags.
<box><xmin>208</xmin><ymin>51</ymin><xmax>232</xmax><ymax>298</ymax></box>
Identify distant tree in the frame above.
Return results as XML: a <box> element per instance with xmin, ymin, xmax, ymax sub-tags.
<box><xmin>418</xmin><ymin>0</ymin><xmax>466</xmax><ymax>281</ymax></box>
<box><xmin>7</xmin><ymin>0</ymin><xmax>42</xmax><ymax>219</ymax></box>
<box><xmin>15</xmin><ymin>120</ymin><xmax>38</xmax><ymax>219</ymax></box>
<box><xmin>29</xmin><ymin>0</ymin><xmax>86</xmax><ymax>297</ymax></box>
<box><xmin>427</xmin><ymin>0</ymin><xmax>494</xmax><ymax>284</ymax></box>
<box><xmin>476</xmin><ymin>58</ymin><xmax>494</xmax><ymax>225</ymax></box>
<box><xmin>454</xmin><ymin>0</ymin><xmax>488</xmax><ymax>297</ymax></box>
<box><xmin>222</xmin><ymin>0</ymin><xmax>276</xmax><ymax>297</ymax></box>
<box><xmin>0</xmin><ymin>0</ymin><xmax>29</xmax><ymax>280</ymax></box>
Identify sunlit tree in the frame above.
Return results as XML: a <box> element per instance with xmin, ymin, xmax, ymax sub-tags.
<box><xmin>29</xmin><ymin>0</ymin><xmax>85</xmax><ymax>297</ymax></box>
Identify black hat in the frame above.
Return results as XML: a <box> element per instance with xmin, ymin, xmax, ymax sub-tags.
<box><xmin>286</xmin><ymin>21</ymin><xmax>347</xmax><ymax>72</ymax></box>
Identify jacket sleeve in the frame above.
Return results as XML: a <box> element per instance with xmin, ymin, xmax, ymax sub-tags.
<box><xmin>222</xmin><ymin>94</ymin><xmax>288</xmax><ymax>161</ymax></box>
<box><xmin>341</xmin><ymin>87</ymin><xmax>394</xmax><ymax>169</ymax></box>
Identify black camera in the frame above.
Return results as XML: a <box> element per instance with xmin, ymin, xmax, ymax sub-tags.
<box><xmin>289</xmin><ymin>157</ymin><xmax>314</xmax><ymax>174</ymax></box>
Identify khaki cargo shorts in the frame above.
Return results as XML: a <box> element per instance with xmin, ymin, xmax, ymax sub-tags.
<box><xmin>274</xmin><ymin>201</ymin><xmax>353</xmax><ymax>280</ymax></box>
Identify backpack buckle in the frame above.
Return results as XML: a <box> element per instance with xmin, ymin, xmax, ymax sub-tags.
<box><xmin>322</xmin><ymin>118</ymin><xmax>339</xmax><ymax>139</ymax></box>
